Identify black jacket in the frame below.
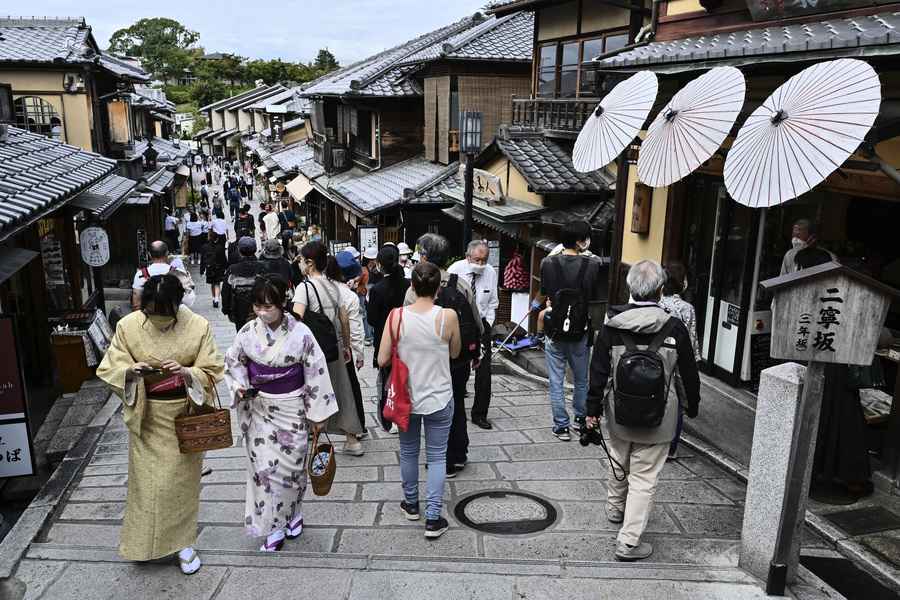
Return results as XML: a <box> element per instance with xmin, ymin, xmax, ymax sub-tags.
<box><xmin>367</xmin><ymin>274</ymin><xmax>410</xmax><ymax>365</ymax></box>
<box><xmin>587</xmin><ymin>303</ymin><xmax>701</xmax><ymax>422</ymax></box>
<box><xmin>260</xmin><ymin>256</ymin><xmax>295</xmax><ymax>287</ymax></box>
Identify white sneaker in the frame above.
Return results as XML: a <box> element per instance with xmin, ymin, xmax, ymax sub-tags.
<box><xmin>389</xmin><ymin>423</ymin><xmax>399</xmax><ymax>435</ymax></box>
<box><xmin>343</xmin><ymin>437</ymin><xmax>364</xmax><ymax>456</ymax></box>
<box><xmin>178</xmin><ymin>547</ymin><xmax>201</xmax><ymax>574</ymax></box>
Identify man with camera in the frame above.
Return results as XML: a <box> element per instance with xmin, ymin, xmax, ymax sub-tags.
<box><xmin>585</xmin><ymin>260</ymin><xmax>701</xmax><ymax>562</ymax></box>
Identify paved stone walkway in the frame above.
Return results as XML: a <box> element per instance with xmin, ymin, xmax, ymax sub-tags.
<box><xmin>9</xmin><ymin>169</ymin><xmax>833</xmax><ymax>598</ymax></box>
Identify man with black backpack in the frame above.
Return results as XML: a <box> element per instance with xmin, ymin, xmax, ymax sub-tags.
<box><xmin>221</xmin><ymin>237</ymin><xmax>267</xmax><ymax>331</ymax></box>
<box><xmin>535</xmin><ymin>221</ymin><xmax>602</xmax><ymax>442</ymax></box>
<box><xmin>405</xmin><ymin>233</ymin><xmax>482</xmax><ymax>478</ymax></box>
<box><xmin>585</xmin><ymin>260</ymin><xmax>700</xmax><ymax>562</ymax></box>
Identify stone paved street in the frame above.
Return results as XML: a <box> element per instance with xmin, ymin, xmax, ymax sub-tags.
<box><xmin>9</xmin><ymin>214</ymin><xmax>834</xmax><ymax>598</ymax></box>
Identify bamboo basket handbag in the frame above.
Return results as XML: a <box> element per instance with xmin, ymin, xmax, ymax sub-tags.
<box><xmin>174</xmin><ymin>374</ymin><xmax>232</xmax><ymax>454</ymax></box>
<box><xmin>307</xmin><ymin>429</ymin><xmax>336</xmax><ymax>496</ymax></box>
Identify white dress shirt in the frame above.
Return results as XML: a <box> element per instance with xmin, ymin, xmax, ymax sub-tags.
<box><xmin>448</xmin><ymin>259</ymin><xmax>499</xmax><ymax>326</ymax></box>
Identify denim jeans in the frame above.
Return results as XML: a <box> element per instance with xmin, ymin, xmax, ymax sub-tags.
<box><xmin>399</xmin><ymin>401</ymin><xmax>454</xmax><ymax>520</ymax></box>
<box><xmin>544</xmin><ymin>335</ymin><xmax>589</xmax><ymax>431</ymax></box>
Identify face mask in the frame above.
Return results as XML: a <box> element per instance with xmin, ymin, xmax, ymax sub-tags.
<box><xmin>578</xmin><ymin>239</ymin><xmax>591</xmax><ymax>252</ymax></box>
<box><xmin>147</xmin><ymin>315</ymin><xmax>175</xmax><ymax>329</ymax></box>
<box><xmin>470</xmin><ymin>263</ymin><xmax>486</xmax><ymax>275</ymax></box>
<box><xmin>791</xmin><ymin>237</ymin><xmax>807</xmax><ymax>250</ymax></box>
<box><xmin>255</xmin><ymin>307</ymin><xmax>282</xmax><ymax>325</ymax></box>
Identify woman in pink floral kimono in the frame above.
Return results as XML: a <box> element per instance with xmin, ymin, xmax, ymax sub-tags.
<box><xmin>224</xmin><ymin>274</ymin><xmax>338</xmax><ymax>552</ymax></box>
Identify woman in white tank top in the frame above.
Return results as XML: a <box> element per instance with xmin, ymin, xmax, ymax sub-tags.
<box><xmin>377</xmin><ymin>262</ymin><xmax>460</xmax><ymax>539</ymax></box>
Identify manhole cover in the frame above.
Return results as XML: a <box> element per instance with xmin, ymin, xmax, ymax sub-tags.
<box><xmin>454</xmin><ymin>491</ymin><xmax>557</xmax><ymax>534</ymax></box>
<box><xmin>824</xmin><ymin>507</ymin><xmax>900</xmax><ymax>536</ymax></box>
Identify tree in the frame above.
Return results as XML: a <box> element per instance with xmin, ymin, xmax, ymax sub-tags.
<box><xmin>108</xmin><ymin>18</ymin><xmax>199</xmax><ymax>82</ymax></box>
<box><xmin>313</xmin><ymin>48</ymin><xmax>339</xmax><ymax>73</ymax></box>
<box><xmin>190</xmin><ymin>113</ymin><xmax>209</xmax><ymax>136</ymax></box>
<box><xmin>194</xmin><ymin>53</ymin><xmax>245</xmax><ymax>86</ymax></box>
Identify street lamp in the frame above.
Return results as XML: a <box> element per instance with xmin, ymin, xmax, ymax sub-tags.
<box><xmin>459</xmin><ymin>111</ymin><xmax>483</xmax><ymax>249</ymax></box>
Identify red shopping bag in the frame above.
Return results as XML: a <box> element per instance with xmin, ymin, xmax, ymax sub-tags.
<box><xmin>383</xmin><ymin>308</ymin><xmax>412</xmax><ymax>431</ymax></box>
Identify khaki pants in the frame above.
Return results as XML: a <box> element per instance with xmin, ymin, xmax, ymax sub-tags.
<box><xmin>605</xmin><ymin>432</ymin><xmax>669</xmax><ymax>546</ymax></box>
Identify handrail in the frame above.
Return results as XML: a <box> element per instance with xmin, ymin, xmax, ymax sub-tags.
<box><xmin>510</xmin><ymin>97</ymin><xmax>602</xmax><ymax>134</ymax></box>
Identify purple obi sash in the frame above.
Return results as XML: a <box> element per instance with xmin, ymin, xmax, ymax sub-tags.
<box><xmin>247</xmin><ymin>361</ymin><xmax>304</xmax><ymax>395</ymax></box>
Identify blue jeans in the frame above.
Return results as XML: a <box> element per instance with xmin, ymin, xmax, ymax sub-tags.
<box><xmin>544</xmin><ymin>336</ymin><xmax>589</xmax><ymax>431</ymax></box>
<box><xmin>399</xmin><ymin>401</ymin><xmax>453</xmax><ymax>520</ymax></box>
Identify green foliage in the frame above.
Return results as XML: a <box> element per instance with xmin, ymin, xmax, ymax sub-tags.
<box><xmin>108</xmin><ymin>18</ymin><xmax>199</xmax><ymax>82</ymax></box>
<box><xmin>314</xmin><ymin>48</ymin><xmax>339</xmax><ymax>72</ymax></box>
<box><xmin>190</xmin><ymin>113</ymin><xmax>209</xmax><ymax>135</ymax></box>
<box><xmin>164</xmin><ymin>84</ymin><xmax>194</xmax><ymax>106</ymax></box>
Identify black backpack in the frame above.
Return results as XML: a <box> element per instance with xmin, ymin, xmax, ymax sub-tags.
<box><xmin>612</xmin><ymin>320</ymin><xmax>675</xmax><ymax>428</ymax></box>
<box><xmin>436</xmin><ymin>274</ymin><xmax>480</xmax><ymax>363</ymax></box>
<box><xmin>231</xmin><ymin>283</ymin><xmax>256</xmax><ymax>326</ymax></box>
<box><xmin>299</xmin><ymin>280</ymin><xmax>340</xmax><ymax>362</ymax></box>
<box><xmin>546</xmin><ymin>257</ymin><xmax>591</xmax><ymax>341</ymax></box>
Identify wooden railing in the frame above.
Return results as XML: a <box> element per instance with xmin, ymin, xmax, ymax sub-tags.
<box><xmin>511</xmin><ymin>97</ymin><xmax>602</xmax><ymax>136</ymax></box>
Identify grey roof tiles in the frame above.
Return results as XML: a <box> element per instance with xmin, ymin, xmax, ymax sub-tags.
<box><xmin>269</xmin><ymin>143</ymin><xmax>314</xmax><ymax>173</ymax></box>
<box><xmin>301</xmin><ymin>16</ymin><xmax>479</xmax><ymax>98</ymax></box>
<box><xmin>329</xmin><ymin>156</ymin><xmax>453</xmax><ymax>215</ymax></box>
<box><xmin>0</xmin><ymin>126</ymin><xmax>116</xmax><ymax>239</ymax></box>
<box><xmin>70</xmin><ymin>173</ymin><xmax>137</xmax><ymax>219</ymax></box>
<box><xmin>400</xmin><ymin>11</ymin><xmax>533</xmax><ymax>65</ymax></box>
<box><xmin>599</xmin><ymin>11</ymin><xmax>900</xmax><ymax>68</ymax></box>
<box><xmin>494</xmin><ymin>131</ymin><xmax>614</xmax><ymax>194</ymax></box>
<box><xmin>0</xmin><ymin>17</ymin><xmax>93</xmax><ymax>64</ymax></box>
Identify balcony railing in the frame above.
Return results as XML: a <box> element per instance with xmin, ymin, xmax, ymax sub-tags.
<box><xmin>511</xmin><ymin>97</ymin><xmax>602</xmax><ymax>137</ymax></box>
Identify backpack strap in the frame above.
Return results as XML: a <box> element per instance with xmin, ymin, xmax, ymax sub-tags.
<box><xmin>447</xmin><ymin>273</ymin><xmax>458</xmax><ymax>289</ymax></box>
<box><xmin>141</xmin><ymin>266</ymin><xmax>150</xmax><ymax>280</ymax></box>
<box><xmin>618</xmin><ymin>331</ymin><xmax>639</xmax><ymax>352</ymax></box>
<box><xmin>574</xmin><ymin>257</ymin><xmax>590</xmax><ymax>293</ymax></box>
<box><xmin>647</xmin><ymin>318</ymin><xmax>674</xmax><ymax>353</ymax></box>
<box><xmin>302</xmin><ymin>280</ymin><xmax>327</xmax><ymax>316</ymax></box>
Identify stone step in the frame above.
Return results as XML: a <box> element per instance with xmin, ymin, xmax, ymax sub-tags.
<box><xmin>24</xmin><ymin>540</ymin><xmax>759</xmax><ymax>583</ymax></box>
<box><xmin>45</xmin><ymin>379</ymin><xmax>111</xmax><ymax>461</ymax></box>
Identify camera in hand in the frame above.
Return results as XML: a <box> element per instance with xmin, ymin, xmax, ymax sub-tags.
<box><xmin>579</xmin><ymin>425</ymin><xmax>604</xmax><ymax>447</ymax></box>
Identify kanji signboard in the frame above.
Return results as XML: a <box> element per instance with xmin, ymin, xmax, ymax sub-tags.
<box><xmin>0</xmin><ymin>315</ymin><xmax>35</xmax><ymax>478</ymax></box>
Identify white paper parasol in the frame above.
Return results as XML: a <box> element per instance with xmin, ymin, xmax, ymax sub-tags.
<box><xmin>573</xmin><ymin>71</ymin><xmax>658</xmax><ymax>173</ymax></box>
<box><xmin>724</xmin><ymin>59</ymin><xmax>881</xmax><ymax>208</ymax></box>
<box><xmin>638</xmin><ymin>66</ymin><xmax>746</xmax><ymax>187</ymax></box>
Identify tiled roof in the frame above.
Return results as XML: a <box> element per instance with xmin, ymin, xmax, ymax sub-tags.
<box><xmin>212</xmin><ymin>127</ymin><xmax>239</xmax><ymax>142</ymax></box>
<box><xmin>410</xmin><ymin>163</ymin><xmax>461</xmax><ymax>204</ymax></box>
<box><xmin>70</xmin><ymin>173</ymin><xmax>137</xmax><ymax>219</ymax></box>
<box><xmin>0</xmin><ymin>17</ymin><xmax>94</xmax><ymax>65</ymax></box>
<box><xmin>150</xmin><ymin>137</ymin><xmax>190</xmax><ymax>163</ymax></box>
<box><xmin>298</xmin><ymin>158</ymin><xmax>325</xmax><ymax>180</ymax></box>
<box><xmin>247</xmin><ymin>87</ymin><xmax>310</xmax><ymax>113</ymax></box>
<box><xmin>199</xmin><ymin>85</ymin><xmax>271</xmax><ymax>112</ymax></box>
<box><xmin>599</xmin><ymin>12</ymin><xmax>900</xmax><ymax>69</ymax></box>
<box><xmin>193</xmin><ymin>127</ymin><xmax>214</xmax><ymax>140</ymax></box>
<box><xmin>300</xmin><ymin>16</ymin><xmax>478</xmax><ymax>98</ymax></box>
<box><xmin>144</xmin><ymin>168</ymin><xmax>175</xmax><ymax>194</ymax></box>
<box><xmin>220</xmin><ymin>85</ymin><xmax>288</xmax><ymax>112</ymax></box>
<box><xmin>270</xmin><ymin>143</ymin><xmax>314</xmax><ymax>173</ymax></box>
<box><xmin>98</xmin><ymin>52</ymin><xmax>150</xmax><ymax>81</ymax></box>
<box><xmin>400</xmin><ymin>11</ymin><xmax>533</xmax><ymax>65</ymax></box>
<box><xmin>493</xmin><ymin>130</ymin><xmax>614</xmax><ymax>194</ymax></box>
<box><xmin>328</xmin><ymin>156</ymin><xmax>452</xmax><ymax>215</ymax></box>
<box><xmin>540</xmin><ymin>198</ymin><xmax>616</xmax><ymax>231</ymax></box>
<box><xmin>0</xmin><ymin>126</ymin><xmax>116</xmax><ymax>240</ymax></box>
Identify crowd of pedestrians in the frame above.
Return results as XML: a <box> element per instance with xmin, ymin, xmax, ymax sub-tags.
<box><xmin>99</xmin><ymin>156</ymin><xmax>706</xmax><ymax>575</ymax></box>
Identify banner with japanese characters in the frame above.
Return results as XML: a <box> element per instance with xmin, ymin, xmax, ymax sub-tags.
<box><xmin>0</xmin><ymin>315</ymin><xmax>35</xmax><ymax>478</ymax></box>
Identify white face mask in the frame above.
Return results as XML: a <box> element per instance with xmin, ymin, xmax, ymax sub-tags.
<box><xmin>255</xmin><ymin>307</ymin><xmax>281</xmax><ymax>325</ymax></box>
<box><xmin>470</xmin><ymin>263</ymin><xmax>486</xmax><ymax>275</ymax></box>
<box><xmin>578</xmin><ymin>239</ymin><xmax>591</xmax><ymax>252</ymax></box>
<box><xmin>791</xmin><ymin>237</ymin><xmax>807</xmax><ymax>250</ymax></box>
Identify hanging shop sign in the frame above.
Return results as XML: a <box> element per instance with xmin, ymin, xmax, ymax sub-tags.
<box><xmin>459</xmin><ymin>166</ymin><xmax>503</xmax><ymax>204</ymax></box>
<box><xmin>0</xmin><ymin>316</ymin><xmax>35</xmax><ymax>478</ymax></box>
<box><xmin>358</xmin><ymin>226</ymin><xmax>379</xmax><ymax>253</ymax></box>
<box><xmin>80</xmin><ymin>226</ymin><xmax>110</xmax><ymax>267</ymax></box>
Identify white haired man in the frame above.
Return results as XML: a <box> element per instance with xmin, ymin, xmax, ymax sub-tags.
<box><xmin>449</xmin><ymin>240</ymin><xmax>499</xmax><ymax>429</ymax></box>
<box><xmin>585</xmin><ymin>260</ymin><xmax>701</xmax><ymax>562</ymax></box>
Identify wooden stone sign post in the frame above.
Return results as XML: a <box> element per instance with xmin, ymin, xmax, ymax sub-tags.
<box><xmin>741</xmin><ymin>262</ymin><xmax>899</xmax><ymax>595</ymax></box>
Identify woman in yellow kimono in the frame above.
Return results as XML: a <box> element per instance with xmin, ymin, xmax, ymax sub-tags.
<box><xmin>97</xmin><ymin>273</ymin><xmax>224</xmax><ymax>575</ymax></box>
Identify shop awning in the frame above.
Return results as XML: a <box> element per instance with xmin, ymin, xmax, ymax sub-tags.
<box><xmin>442</xmin><ymin>205</ymin><xmax>522</xmax><ymax>239</ymax></box>
<box><xmin>70</xmin><ymin>174</ymin><xmax>138</xmax><ymax>220</ymax></box>
<box><xmin>0</xmin><ymin>247</ymin><xmax>39</xmax><ymax>285</ymax></box>
<box><xmin>192</xmin><ymin>128</ymin><xmax>214</xmax><ymax>141</ymax></box>
<box><xmin>126</xmin><ymin>193</ymin><xmax>153</xmax><ymax>206</ymax></box>
<box><xmin>212</xmin><ymin>128</ymin><xmax>239</xmax><ymax>142</ymax></box>
<box><xmin>286</xmin><ymin>175</ymin><xmax>313</xmax><ymax>202</ymax></box>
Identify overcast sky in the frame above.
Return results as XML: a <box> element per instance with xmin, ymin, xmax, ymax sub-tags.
<box><xmin>31</xmin><ymin>0</ymin><xmax>491</xmax><ymax>64</ymax></box>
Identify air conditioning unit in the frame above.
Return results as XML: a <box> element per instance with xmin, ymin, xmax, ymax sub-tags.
<box><xmin>332</xmin><ymin>147</ymin><xmax>348</xmax><ymax>170</ymax></box>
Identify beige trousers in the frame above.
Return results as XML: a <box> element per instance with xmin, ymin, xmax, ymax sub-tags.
<box><xmin>605</xmin><ymin>432</ymin><xmax>669</xmax><ymax>546</ymax></box>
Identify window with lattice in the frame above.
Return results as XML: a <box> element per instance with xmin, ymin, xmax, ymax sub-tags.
<box><xmin>14</xmin><ymin>96</ymin><xmax>62</xmax><ymax>138</ymax></box>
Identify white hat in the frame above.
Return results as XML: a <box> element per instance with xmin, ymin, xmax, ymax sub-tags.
<box><xmin>345</xmin><ymin>246</ymin><xmax>360</xmax><ymax>259</ymax></box>
<box><xmin>363</xmin><ymin>246</ymin><xmax>378</xmax><ymax>260</ymax></box>
<box><xmin>397</xmin><ymin>242</ymin><xmax>412</xmax><ymax>255</ymax></box>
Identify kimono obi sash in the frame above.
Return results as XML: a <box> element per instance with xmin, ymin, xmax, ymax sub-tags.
<box><xmin>247</xmin><ymin>361</ymin><xmax>304</xmax><ymax>395</ymax></box>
